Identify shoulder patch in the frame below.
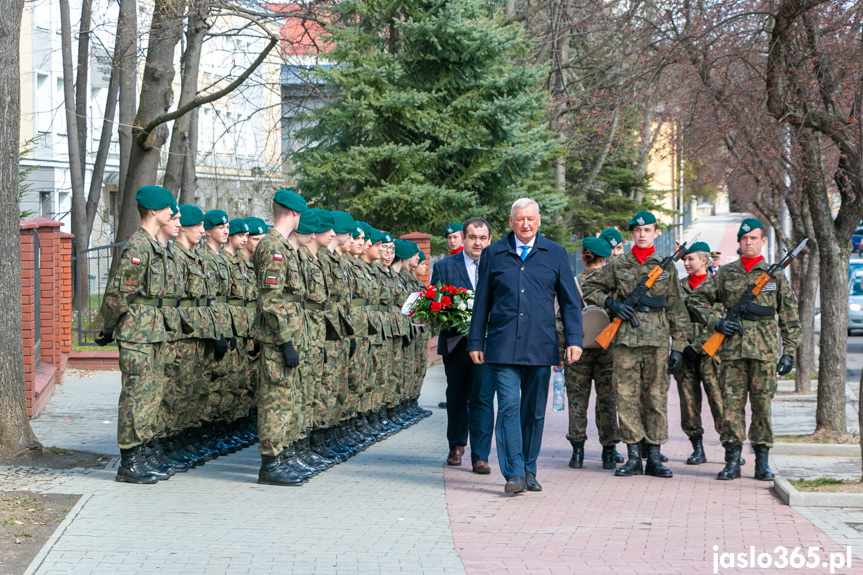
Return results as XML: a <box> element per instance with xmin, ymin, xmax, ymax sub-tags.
<box><xmin>265</xmin><ymin>276</ymin><xmax>278</xmax><ymax>284</ymax></box>
<box><xmin>130</xmin><ymin>257</ymin><xmax>141</xmax><ymax>265</ymax></box>
<box><xmin>273</xmin><ymin>253</ymin><xmax>283</xmax><ymax>261</ymax></box>
<box><xmin>762</xmin><ymin>282</ymin><xmax>777</xmax><ymax>292</ymax></box>
<box><xmin>657</xmin><ymin>271</ymin><xmax>668</xmax><ymax>281</ymax></box>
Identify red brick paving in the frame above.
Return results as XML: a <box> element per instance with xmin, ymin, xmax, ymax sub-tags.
<box><xmin>444</xmin><ymin>383</ymin><xmax>854</xmax><ymax>575</ymax></box>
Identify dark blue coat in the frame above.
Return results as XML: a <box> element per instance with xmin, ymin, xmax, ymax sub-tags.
<box><xmin>467</xmin><ymin>232</ymin><xmax>583</xmax><ymax>366</ymax></box>
<box><xmin>430</xmin><ymin>252</ymin><xmax>473</xmax><ymax>357</ymax></box>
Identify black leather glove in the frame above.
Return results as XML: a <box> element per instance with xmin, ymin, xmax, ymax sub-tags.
<box><xmin>281</xmin><ymin>341</ymin><xmax>299</xmax><ymax>368</ymax></box>
<box><xmin>715</xmin><ymin>318</ymin><xmax>743</xmax><ymax>336</ymax></box>
<box><xmin>667</xmin><ymin>350</ymin><xmax>683</xmax><ymax>375</ymax></box>
<box><xmin>605</xmin><ymin>297</ymin><xmax>636</xmax><ymax>322</ymax></box>
<box><xmin>683</xmin><ymin>345</ymin><xmax>699</xmax><ymax>364</ymax></box>
<box><xmin>402</xmin><ymin>335</ymin><xmax>411</xmax><ymax>348</ymax></box>
<box><xmin>248</xmin><ymin>340</ymin><xmax>261</xmax><ymax>358</ymax></box>
<box><xmin>776</xmin><ymin>354</ymin><xmax>794</xmax><ymax>376</ymax></box>
<box><xmin>94</xmin><ymin>331</ymin><xmax>113</xmax><ymax>346</ymax></box>
<box><xmin>349</xmin><ymin>338</ymin><xmax>357</xmax><ymax>358</ymax></box>
<box><xmin>214</xmin><ymin>337</ymin><xmax>229</xmax><ymax>361</ymax></box>
<box><xmin>228</xmin><ymin>336</ymin><xmax>238</xmax><ymax>351</ymax></box>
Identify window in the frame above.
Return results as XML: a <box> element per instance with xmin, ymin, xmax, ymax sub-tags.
<box><xmin>55</xmin><ymin>77</ymin><xmax>66</xmax><ymax>136</ymax></box>
<box><xmin>40</xmin><ymin>190</ymin><xmax>55</xmax><ymax>219</ymax></box>
<box><xmin>36</xmin><ymin>74</ymin><xmax>51</xmax><ymax>133</ymax></box>
<box><xmin>33</xmin><ymin>0</ymin><xmax>51</xmax><ymax>30</ymax></box>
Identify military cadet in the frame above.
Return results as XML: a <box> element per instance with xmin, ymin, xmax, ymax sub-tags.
<box><xmin>200</xmin><ymin>210</ymin><xmax>242</xmax><ymax>455</ymax></box>
<box><xmin>222</xmin><ymin>218</ymin><xmax>257</xmax><ymax>447</ymax></box>
<box><xmin>410</xmin><ymin>247</ymin><xmax>433</xmax><ymax>418</ymax></box>
<box><xmin>688</xmin><ymin>218</ymin><xmax>801</xmax><ymax>481</ymax></box>
<box><xmin>252</xmin><ymin>190</ymin><xmax>309</xmax><ymax>486</ymax></box>
<box><xmin>678</xmin><ymin>241</ymin><xmax>724</xmax><ymax>465</ymax></box>
<box><xmin>377</xmin><ymin>233</ymin><xmax>409</xmax><ymax>427</ymax></box>
<box><xmin>585</xmin><ymin>210</ymin><xmax>688</xmax><ymax>478</ymax></box>
<box><xmin>709</xmin><ymin>251</ymin><xmax>721</xmax><ymax>275</ymax></box>
<box><xmin>561</xmin><ymin>236</ymin><xmax>622</xmax><ymax>470</ymax></box>
<box><xmin>99</xmin><ymin>186</ymin><xmax>181</xmax><ymax>484</ymax></box>
<box><xmin>393</xmin><ymin>240</ymin><xmax>430</xmax><ymax>421</ymax></box>
<box><xmin>599</xmin><ymin>227</ymin><xmax>625</xmax><ymax>257</ymax></box>
<box><xmin>241</xmin><ymin>217</ymin><xmax>267</xmax><ymax>433</ymax></box>
<box><xmin>445</xmin><ymin>222</ymin><xmax>465</xmax><ymax>255</ymax></box>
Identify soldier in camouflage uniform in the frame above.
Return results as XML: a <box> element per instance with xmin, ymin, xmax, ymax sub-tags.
<box><xmin>585</xmin><ymin>210</ymin><xmax>688</xmax><ymax>478</ymax></box>
<box><xmin>242</xmin><ymin>217</ymin><xmax>267</xmax><ymax>432</ymax></box>
<box><xmin>678</xmin><ymin>241</ymin><xmax>724</xmax><ymax>466</ymax></box>
<box><xmin>99</xmin><ymin>186</ymin><xmax>181</xmax><ymax>484</ymax></box>
<box><xmin>412</xmin><ymin>250</ymin><xmax>432</xmax><ymax>408</ymax></box>
<box><xmin>370</xmin><ymin>231</ymin><xmax>401</xmax><ymax>432</ymax></box>
<box><xmin>394</xmin><ymin>240</ymin><xmax>430</xmax><ymax>420</ymax></box>
<box><xmin>378</xmin><ymin>234</ymin><xmax>408</xmax><ymax>426</ymax></box>
<box><xmin>557</xmin><ymin>236</ymin><xmax>621</xmax><ymax>471</ymax></box>
<box><xmin>688</xmin><ymin>218</ymin><xmax>801</xmax><ymax>481</ymax></box>
<box><xmin>252</xmin><ymin>190</ymin><xmax>310</xmax><ymax>486</ymax></box>
<box><xmin>221</xmin><ymin>218</ymin><xmax>257</xmax><ymax>447</ymax></box>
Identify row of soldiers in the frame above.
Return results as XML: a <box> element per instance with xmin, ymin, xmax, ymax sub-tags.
<box><xmin>100</xmin><ymin>185</ymin><xmax>432</xmax><ymax>486</ymax></box>
<box><xmin>561</xmin><ymin>210</ymin><xmax>800</xmax><ymax>481</ymax></box>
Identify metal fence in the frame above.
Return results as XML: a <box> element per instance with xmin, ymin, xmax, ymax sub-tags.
<box><xmin>74</xmin><ymin>242</ymin><xmax>125</xmax><ymax>347</ymax></box>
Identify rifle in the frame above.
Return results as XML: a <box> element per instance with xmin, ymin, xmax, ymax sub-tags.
<box><xmin>701</xmin><ymin>238</ymin><xmax>808</xmax><ymax>357</ymax></box>
<box><xmin>594</xmin><ymin>233</ymin><xmax>699</xmax><ymax>350</ymax></box>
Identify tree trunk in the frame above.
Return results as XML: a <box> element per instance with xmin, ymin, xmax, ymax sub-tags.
<box><xmin>115</xmin><ymin>0</ymin><xmax>137</xmax><ymax>223</ymax></box>
<box><xmin>115</xmin><ymin>0</ymin><xmax>185</xmax><ymax>243</ymax></box>
<box><xmin>179</xmin><ymin>107</ymin><xmax>198</xmax><ymax>204</ymax></box>
<box><xmin>0</xmin><ymin>0</ymin><xmax>42</xmax><ymax>455</ymax></box>
<box><xmin>163</xmin><ymin>8</ymin><xmax>206</xmax><ymax>196</ymax></box>
<box><xmin>75</xmin><ymin>0</ymin><xmax>91</xmax><ymax>180</ymax></box>
<box><xmin>793</xmin><ymin>197</ymin><xmax>818</xmax><ymax>393</ymax></box>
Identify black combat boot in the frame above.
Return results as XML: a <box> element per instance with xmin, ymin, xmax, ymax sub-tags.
<box><xmin>162</xmin><ymin>436</ymin><xmax>195</xmax><ymax>470</ymax></box>
<box><xmin>280</xmin><ymin>443</ymin><xmax>317</xmax><ymax>478</ymax></box>
<box><xmin>176</xmin><ymin>431</ymin><xmax>206</xmax><ymax>467</ymax></box>
<box><xmin>353</xmin><ymin>416</ymin><xmax>377</xmax><ymax>444</ymax></box>
<box><xmin>601</xmin><ymin>445</ymin><xmax>617</xmax><ymax>470</ymax></box>
<box><xmin>116</xmin><ymin>446</ymin><xmax>160</xmax><ymax>484</ymax></box>
<box><xmin>361</xmin><ymin>413</ymin><xmax>385</xmax><ymax>440</ymax></box>
<box><xmin>569</xmin><ymin>441</ymin><xmax>584</xmax><ymax>469</ymax></box>
<box><xmin>299</xmin><ymin>436</ymin><xmax>332</xmax><ymax>470</ymax></box>
<box><xmin>144</xmin><ymin>440</ymin><xmax>177</xmax><ymax>476</ymax></box>
<box><xmin>326</xmin><ymin>427</ymin><xmax>354</xmax><ymax>458</ymax></box>
<box><xmin>645</xmin><ymin>444</ymin><xmax>673</xmax><ymax>478</ymax></box>
<box><xmin>716</xmin><ymin>444</ymin><xmax>742</xmax><ymax>480</ymax></box>
<box><xmin>613</xmin><ymin>446</ymin><xmax>625</xmax><ymax>463</ymax></box>
<box><xmin>311</xmin><ymin>430</ymin><xmax>341</xmax><ymax>463</ymax></box>
<box><xmin>686</xmin><ymin>435</ymin><xmax>707</xmax><ymax>465</ymax></box>
<box><xmin>367</xmin><ymin>410</ymin><xmax>389</xmax><ymax>436</ymax></box>
<box><xmin>640</xmin><ymin>439</ymin><xmax>667</xmax><ymax>463</ymax></box>
<box><xmin>343</xmin><ymin>420</ymin><xmax>369</xmax><ymax>450</ymax></box>
<box><xmin>380</xmin><ymin>407</ymin><xmax>400</xmax><ymax>432</ymax></box>
<box><xmin>190</xmin><ymin>427</ymin><xmax>219</xmax><ymax>461</ymax></box>
<box><xmin>336</xmin><ymin>423</ymin><xmax>360</xmax><ymax>450</ymax></box>
<box><xmin>413</xmin><ymin>398</ymin><xmax>433</xmax><ymax>418</ymax></box>
<box><xmin>258</xmin><ymin>454</ymin><xmax>304</xmax><ymax>486</ymax></box>
<box><xmin>615</xmin><ymin>444</ymin><xmax>643</xmax><ymax>476</ymax></box>
<box><xmin>387</xmin><ymin>406</ymin><xmax>406</xmax><ymax>426</ymax></box>
<box><xmin>753</xmin><ymin>444</ymin><xmax>775</xmax><ymax>481</ymax></box>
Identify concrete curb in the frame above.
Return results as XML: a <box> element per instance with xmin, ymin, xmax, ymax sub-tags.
<box><xmin>23</xmin><ymin>492</ymin><xmax>91</xmax><ymax>575</ymax></box>
<box><xmin>774</xmin><ymin>475</ymin><xmax>863</xmax><ymax>508</ymax></box>
<box><xmin>772</xmin><ymin>442</ymin><xmax>862</xmax><ymax>457</ymax></box>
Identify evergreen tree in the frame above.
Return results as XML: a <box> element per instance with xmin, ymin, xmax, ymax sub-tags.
<box><xmin>293</xmin><ymin>0</ymin><xmax>561</xmax><ymax>238</ymax></box>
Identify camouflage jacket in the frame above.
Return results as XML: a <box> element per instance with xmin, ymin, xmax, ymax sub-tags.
<box><xmin>252</xmin><ymin>229</ymin><xmax>306</xmax><ymax>346</ymax></box>
<box><xmin>173</xmin><ymin>242</ymin><xmax>217</xmax><ymax>340</ymax></box>
<box><xmin>584</xmin><ymin>250</ymin><xmax>688</xmax><ymax>352</ymax></box>
<box><xmin>680</xmin><ymin>275</ymin><xmax>719</xmax><ymax>353</ymax></box>
<box><xmin>687</xmin><ymin>258</ymin><xmax>801</xmax><ymax>362</ymax></box>
<box><xmin>298</xmin><ymin>247</ymin><xmax>327</xmax><ymax>351</ymax></box>
<box><xmin>398</xmin><ymin>268</ymin><xmax>420</xmax><ymax>336</ymax></box>
<box><xmin>374</xmin><ymin>263</ymin><xmax>398</xmax><ymax>338</ymax></box>
<box><xmin>103</xmin><ymin>228</ymin><xmax>178</xmax><ymax>343</ymax></box>
<box><xmin>221</xmin><ymin>248</ymin><xmax>256</xmax><ymax>338</ymax></box>
<box><xmin>354</xmin><ymin>259</ymin><xmax>383</xmax><ymax>342</ymax></box>
<box><xmin>346</xmin><ymin>256</ymin><xmax>375</xmax><ymax>339</ymax></box>
<box><xmin>319</xmin><ymin>250</ymin><xmax>355</xmax><ymax>340</ymax></box>
<box><xmin>199</xmin><ymin>243</ymin><xmax>234</xmax><ymax>339</ymax></box>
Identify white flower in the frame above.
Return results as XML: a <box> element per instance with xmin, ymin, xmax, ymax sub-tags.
<box><xmin>467</xmin><ymin>298</ymin><xmax>474</xmax><ymax>308</ymax></box>
<box><xmin>457</xmin><ymin>301</ymin><xmax>467</xmax><ymax>311</ymax></box>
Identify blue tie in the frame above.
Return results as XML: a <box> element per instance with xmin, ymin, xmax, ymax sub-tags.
<box><xmin>520</xmin><ymin>245</ymin><xmax>529</xmax><ymax>261</ymax></box>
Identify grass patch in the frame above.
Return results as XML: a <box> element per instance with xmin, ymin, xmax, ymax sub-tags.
<box><xmin>774</xmin><ymin>431</ymin><xmax>860</xmax><ymax>444</ymax></box>
<box><xmin>790</xmin><ymin>478</ymin><xmax>863</xmax><ymax>493</ymax></box>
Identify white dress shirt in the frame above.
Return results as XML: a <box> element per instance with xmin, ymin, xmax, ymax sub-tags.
<box><xmin>514</xmin><ymin>235</ymin><xmax>536</xmax><ymax>260</ymax></box>
<box><xmin>463</xmin><ymin>250</ymin><xmax>479</xmax><ymax>289</ymax></box>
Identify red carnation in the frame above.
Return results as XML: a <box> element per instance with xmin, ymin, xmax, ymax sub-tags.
<box><xmin>424</xmin><ymin>287</ymin><xmax>437</xmax><ymax>299</ymax></box>
<box><xmin>440</xmin><ymin>296</ymin><xmax>452</xmax><ymax>307</ymax></box>
<box><xmin>458</xmin><ymin>287</ymin><xmax>467</xmax><ymax>294</ymax></box>
<box><xmin>430</xmin><ymin>301</ymin><xmax>442</xmax><ymax>312</ymax></box>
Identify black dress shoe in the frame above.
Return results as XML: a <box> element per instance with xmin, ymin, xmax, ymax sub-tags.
<box><xmin>504</xmin><ymin>475</ymin><xmax>527</xmax><ymax>494</ymax></box>
<box><xmin>525</xmin><ymin>472</ymin><xmax>542</xmax><ymax>492</ymax></box>
<box><xmin>438</xmin><ymin>401</ymin><xmax>447</xmax><ymax>409</ymax></box>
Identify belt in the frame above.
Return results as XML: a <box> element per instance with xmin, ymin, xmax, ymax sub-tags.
<box><xmin>351</xmin><ymin>297</ymin><xmax>368</xmax><ymax>307</ymax></box>
<box><xmin>179</xmin><ymin>298</ymin><xmax>203</xmax><ymax>308</ymax></box>
<box><xmin>743</xmin><ymin>313</ymin><xmax>775</xmax><ymax>321</ymax></box>
<box><xmin>328</xmin><ymin>295</ymin><xmax>342</xmax><ymax>303</ymax></box>
<box><xmin>131</xmin><ymin>296</ymin><xmax>179</xmax><ymax>308</ymax></box>
<box><xmin>305</xmin><ymin>300</ymin><xmax>329</xmax><ymax>311</ymax></box>
<box><xmin>206</xmin><ymin>296</ymin><xmax>228</xmax><ymax>306</ymax></box>
<box><xmin>366</xmin><ymin>304</ymin><xmax>381</xmax><ymax>311</ymax></box>
<box><xmin>246</xmin><ymin>301</ymin><xmax>257</xmax><ymax>310</ymax></box>
<box><xmin>284</xmin><ymin>293</ymin><xmax>303</xmax><ymax>303</ymax></box>
<box><xmin>634</xmin><ymin>305</ymin><xmax>665</xmax><ymax>313</ymax></box>
<box><xmin>228</xmin><ymin>298</ymin><xmax>256</xmax><ymax>307</ymax></box>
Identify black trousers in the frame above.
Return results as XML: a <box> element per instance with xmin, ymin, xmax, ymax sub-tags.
<box><xmin>443</xmin><ymin>337</ymin><xmax>494</xmax><ymax>462</ymax></box>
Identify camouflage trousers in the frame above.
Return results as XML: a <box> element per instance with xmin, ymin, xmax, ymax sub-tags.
<box><xmin>257</xmin><ymin>343</ymin><xmax>302</xmax><ymax>457</ymax></box>
<box><xmin>346</xmin><ymin>337</ymin><xmax>370</xmax><ymax>420</ymax></box>
<box><xmin>401</xmin><ymin>334</ymin><xmax>416</xmax><ymax>401</ymax></box>
<box><xmin>163</xmin><ymin>338</ymin><xmax>205</xmax><ymax>434</ymax></box>
<box><xmin>247</xmin><ymin>339</ymin><xmax>261</xmax><ymax>410</ymax></box>
<box><xmin>365</xmin><ymin>340</ymin><xmax>390</xmax><ymax>413</ymax></box>
<box><xmin>202</xmin><ymin>339</ymin><xmax>230</xmax><ymax>423</ymax></box>
<box><xmin>300</xmin><ymin>343</ymin><xmax>324</xmax><ymax>437</ymax></box>
<box><xmin>565</xmin><ymin>347</ymin><xmax>620</xmax><ymax>446</ymax></box>
<box><xmin>677</xmin><ymin>352</ymin><xmax>723</xmax><ymax>438</ymax></box>
<box><xmin>386</xmin><ymin>337</ymin><xmax>406</xmax><ymax>408</ymax></box>
<box><xmin>612</xmin><ymin>345</ymin><xmax>670</xmax><ymax>445</ymax></box>
<box><xmin>233</xmin><ymin>336</ymin><xmax>255</xmax><ymax>419</ymax></box>
<box><xmin>719</xmin><ymin>358</ymin><xmax>777</xmax><ymax>446</ymax></box>
<box><xmin>117</xmin><ymin>340</ymin><xmax>168</xmax><ymax>450</ymax></box>
<box><xmin>411</xmin><ymin>333</ymin><xmax>429</xmax><ymax>399</ymax></box>
<box><xmin>219</xmin><ymin>345</ymin><xmax>245</xmax><ymax>422</ymax></box>
<box><xmin>324</xmin><ymin>338</ymin><xmax>350</xmax><ymax>426</ymax></box>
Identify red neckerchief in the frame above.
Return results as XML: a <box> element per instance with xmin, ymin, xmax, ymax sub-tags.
<box><xmin>688</xmin><ymin>273</ymin><xmax>708</xmax><ymax>290</ymax></box>
<box><xmin>450</xmin><ymin>246</ymin><xmax>463</xmax><ymax>255</ymax></box>
<box><xmin>741</xmin><ymin>255</ymin><xmax>763</xmax><ymax>273</ymax></box>
<box><xmin>631</xmin><ymin>244</ymin><xmax>655</xmax><ymax>265</ymax></box>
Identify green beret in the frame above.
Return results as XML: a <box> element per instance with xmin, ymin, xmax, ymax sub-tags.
<box><xmin>203</xmin><ymin>210</ymin><xmax>229</xmax><ymax>230</ymax></box>
<box><xmin>628</xmin><ymin>210</ymin><xmax>657</xmax><ymax>230</ymax></box>
<box><xmin>418</xmin><ymin>250</ymin><xmax>426</xmax><ymax>262</ymax></box>
<box><xmin>368</xmin><ymin>228</ymin><xmax>384</xmax><ymax>244</ymax></box>
<box><xmin>315</xmin><ymin>209</ymin><xmax>335</xmax><ymax>232</ymax></box>
<box><xmin>599</xmin><ymin>227</ymin><xmax>624</xmax><ymax>248</ymax></box>
<box><xmin>296</xmin><ymin>210</ymin><xmax>321</xmax><ymax>235</ymax></box>
<box><xmin>229</xmin><ymin>218</ymin><xmax>249</xmax><ymax>236</ymax></box>
<box><xmin>359</xmin><ymin>222</ymin><xmax>373</xmax><ymax>238</ymax></box>
<box><xmin>244</xmin><ymin>217</ymin><xmax>267</xmax><ymax>236</ymax></box>
<box><xmin>582</xmin><ymin>237</ymin><xmax>611</xmax><ymax>258</ymax></box>
<box><xmin>273</xmin><ymin>189</ymin><xmax>308</xmax><ymax>213</ymax></box>
<box><xmin>135</xmin><ymin>185</ymin><xmax>175</xmax><ymax>211</ymax></box>
<box><xmin>351</xmin><ymin>222</ymin><xmax>365</xmax><ymax>239</ymax></box>
<box><xmin>381</xmin><ymin>231</ymin><xmax>394</xmax><ymax>243</ymax></box>
<box><xmin>686</xmin><ymin>241</ymin><xmax>711</xmax><ymax>255</ymax></box>
<box><xmin>179</xmin><ymin>205</ymin><xmax>204</xmax><ymax>227</ymax></box>
<box><xmin>444</xmin><ymin>222</ymin><xmax>463</xmax><ymax>237</ymax></box>
<box><xmin>330</xmin><ymin>211</ymin><xmax>355</xmax><ymax>234</ymax></box>
<box><xmin>737</xmin><ymin>217</ymin><xmax>763</xmax><ymax>241</ymax></box>
<box><xmin>394</xmin><ymin>239</ymin><xmax>419</xmax><ymax>259</ymax></box>
<box><xmin>170</xmin><ymin>202</ymin><xmax>179</xmax><ymax>217</ymax></box>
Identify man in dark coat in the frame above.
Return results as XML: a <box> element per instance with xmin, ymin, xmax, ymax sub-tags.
<box><xmin>431</xmin><ymin>218</ymin><xmax>494</xmax><ymax>473</ymax></box>
<box><xmin>468</xmin><ymin>198</ymin><xmax>583</xmax><ymax>494</ymax></box>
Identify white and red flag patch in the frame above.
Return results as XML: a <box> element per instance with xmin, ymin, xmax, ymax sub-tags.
<box><xmin>273</xmin><ymin>253</ymin><xmax>283</xmax><ymax>261</ymax></box>
<box><xmin>130</xmin><ymin>257</ymin><xmax>141</xmax><ymax>265</ymax></box>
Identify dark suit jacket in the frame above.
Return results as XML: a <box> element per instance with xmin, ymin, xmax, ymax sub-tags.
<box><xmin>467</xmin><ymin>231</ymin><xmax>583</xmax><ymax>366</ymax></box>
<box><xmin>430</xmin><ymin>252</ymin><xmax>474</xmax><ymax>357</ymax></box>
